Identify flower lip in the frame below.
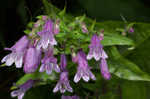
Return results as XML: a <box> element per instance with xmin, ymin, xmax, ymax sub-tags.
<box><xmin>53</xmin><ymin>71</ymin><xmax>73</xmax><ymax>93</ymax></box>
<box><xmin>74</xmin><ymin>50</ymin><xmax>96</xmax><ymax>83</ymax></box>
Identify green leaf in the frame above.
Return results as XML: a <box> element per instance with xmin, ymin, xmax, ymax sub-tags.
<box><xmin>24</xmin><ymin>29</ymin><xmax>31</xmax><ymax>35</ymax></box>
<box><xmin>14</xmin><ymin>72</ymin><xmax>56</xmax><ymax>86</ymax></box>
<box><xmin>58</xmin><ymin>7</ymin><xmax>66</xmax><ymax>17</ymax></box>
<box><xmin>101</xmin><ymin>33</ymin><xmax>135</xmax><ymax>46</ymax></box>
<box><xmin>121</xmin><ymin>81</ymin><xmax>147</xmax><ymax>99</ymax></box>
<box><xmin>109</xmin><ymin>46</ymin><xmax>150</xmax><ymax>81</ymax></box>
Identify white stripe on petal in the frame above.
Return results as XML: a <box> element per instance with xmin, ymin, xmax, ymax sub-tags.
<box><xmin>18</xmin><ymin>93</ymin><xmax>24</xmax><ymax>99</ymax></box>
<box><xmin>15</xmin><ymin>55</ymin><xmax>23</xmax><ymax>68</ymax></box>
<box><xmin>87</xmin><ymin>54</ymin><xmax>92</xmax><ymax>60</ymax></box>
<box><xmin>60</xmin><ymin>87</ymin><xmax>66</xmax><ymax>93</ymax></box>
<box><xmin>93</xmin><ymin>50</ymin><xmax>101</xmax><ymax>61</ymax></box>
<box><xmin>82</xmin><ymin>73</ymin><xmax>90</xmax><ymax>82</ymax></box>
<box><xmin>89</xmin><ymin>71</ymin><xmax>96</xmax><ymax>80</ymax></box>
<box><xmin>53</xmin><ymin>83</ymin><xmax>60</xmax><ymax>93</ymax></box>
<box><xmin>6</xmin><ymin>54</ymin><xmax>15</xmax><ymax>66</ymax></box>
<box><xmin>102</xmin><ymin>50</ymin><xmax>108</xmax><ymax>59</ymax></box>
<box><xmin>39</xmin><ymin>64</ymin><xmax>45</xmax><ymax>72</ymax></box>
<box><xmin>54</xmin><ymin>64</ymin><xmax>60</xmax><ymax>73</ymax></box>
<box><xmin>74</xmin><ymin>73</ymin><xmax>81</xmax><ymax>83</ymax></box>
<box><xmin>46</xmin><ymin>64</ymin><xmax>52</xmax><ymax>75</ymax></box>
<box><xmin>1</xmin><ymin>55</ymin><xmax>8</xmax><ymax>63</ymax></box>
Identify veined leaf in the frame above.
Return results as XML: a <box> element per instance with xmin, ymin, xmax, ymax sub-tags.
<box><xmin>108</xmin><ymin>46</ymin><xmax>150</xmax><ymax>81</ymax></box>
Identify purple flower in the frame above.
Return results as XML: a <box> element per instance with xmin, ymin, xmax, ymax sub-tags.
<box><xmin>61</xmin><ymin>95</ymin><xmax>80</xmax><ymax>99</ymax></box>
<box><xmin>74</xmin><ymin>50</ymin><xmax>96</xmax><ymax>83</ymax></box>
<box><xmin>53</xmin><ymin>71</ymin><xmax>73</xmax><ymax>93</ymax></box>
<box><xmin>100</xmin><ymin>58</ymin><xmax>111</xmax><ymax>80</ymax></box>
<box><xmin>53</xmin><ymin>54</ymin><xmax>73</xmax><ymax>93</ymax></box>
<box><xmin>37</xmin><ymin>19</ymin><xmax>57</xmax><ymax>49</ymax></box>
<box><xmin>87</xmin><ymin>34</ymin><xmax>108</xmax><ymax>61</ymax></box>
<box><xmin>128</xmin><ymin>27</ymin><xmax>134</xmax><ymax>33</ymax></box>
<box><xmin>11</xmin><ymin>79</ymin><xmax>34</xmax><ymax>99</ymax></box>
<box><xmin>1</xmin><ymin>35</ymin><xmax>29</xmax><ymax>68</ymax></box>
<box><xmin>39</xmin><ymin>47</ymin><xmax>60</xmax><ymax>74</ymax></box>
<box><xmin>60</xmin><ymin>54</ymin><xmax>67</xmax><ymax>71</ymax></box>
<box><xmin>24</xmin><ymin>47</ymin><xmax>41</xmax><ymax>73</ymax></box>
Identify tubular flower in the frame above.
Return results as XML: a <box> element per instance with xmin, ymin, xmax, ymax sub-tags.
<box><xmin>100</xmin><ymin>58</ymin><xmax>111</xmax><ymax>80</ymax></box>
<box><xmin>11</xmin><ymin>79</ymin><xmax>34</xmax><ymax>99</ymax></box>
<box><xmin>53</xmin><ymin>54</ymin><xmax>73</xmax><ymax>93</ymax></box>
<box><xmin>61</xmin><ymin>95</ymin><xmax>80</xmax><ymax>99</ymax></box>
<box><xmin>37</xmin><ymin>19</ymin><xmax>57</xmax><ymax>49</ymax></box>
<box><xmin>74</xmin><ymin>50</ymin><xmax>96</xmax><ymax>83</ymax></box>
<box><xmin>60</xmin><ymin>54</ymin><xmax>67</xmax><ymax>71</ymax></box>
<box><xmin>1</xmin><ymin>35</ymin><xmax>29</xmax><ymax>68</ymax></box>
<box><xmin>99</xmin><ymin>33</ymin><xmax>111</xmax><ymax>80</ymax></box>
<box><xmin>53</xmin><ymin>71</ymin><xmax>73</xmax><ymax>93</ymax></box>
<box><xmin>39</xmin><ymin>46</ymin><xmax>60</xmax><ymax>74</ymax></box>
<box><xmin>87</xmin><ymin>34</ymin><xmax>108</xmax><ymax>61</ymax></box>
<box><xmin>24</xmin><ymin>47</ymin><xmax>41</xmax><ymax>73</ymax></box>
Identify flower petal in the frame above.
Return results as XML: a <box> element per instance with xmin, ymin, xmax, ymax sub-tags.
<box><xmin>54</xmin><ymin>64</ymin><xmax>60</xmax><ymax>73</ymax></box>
<box><xmin>74</xmin><ymin>72</ymin><xmax>81</xmax><ymax>83</ymax></box>
<box><xmin>39</xmin><ymin>64</ymin><xmax>45</xmax><ymax>72</ymax></box>
<box><xmin>15</xmin><ymin>55</ymin><xmax>23</xmax><ymax>68</ymax></box>
<box><xmin>53</xmin><ymin>83</ymin><xmax>60</xmax><ymax>93</ymax></box>
<box><xmin>6</xmin><ymin>54</ymin><xmax>15</xmax><ymax>66</ymax></box>
<box><xmin>18</xmin><ymin>93</ymin><xmax>24</xmax><ymax>99</ymax></box>
<box><xmin>46</xmin><ymin>64</ymin><xmax>52</xmax><ymax>75</ymax></box>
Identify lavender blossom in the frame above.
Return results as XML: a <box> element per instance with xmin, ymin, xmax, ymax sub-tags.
<box><xmin>39</xmin><ymin>47</ymin><xmax>60</xmax><ymax>74</ymax></box>
<box><xmin>24</xmin><ymin>47</ymin><xmax>41</xmax><ymax>73</ymax></box>
<box><xmin>1</xmin><ymin>35</ymin><xmax>29</xmax><ymax>68</ymax></box>
<box><xmin>61</xmin><ymin>95</ymin><xmax>80</xmax><ymax>99</ymax></box>
<box><xmin>11</xmin><ymin>79</ymin><xmax>34</xmax><ymax>99</ymax></box>
<box><xmin>87</xmin><ymin>34</ymin><xmax>108</xmax><ymax>61</ymax></box>
<box><xmin>74</xmin><ymin>50</ymin><xmax>96</xmax><ymax>83</ymax></box>
<box><xmin>53</xmin><ymin>71</ymin><xmax>73</xmax><ymax>93</ymax></box>
<box><xmin>53</xmin><ymin>54</ymin><xmax>73</xmax><ymax>93</ymax></box>
<box><xmin>100</xmin><ymin>58</ymin><xmax>111</xmax><ymax>80</ymax></box>
<box><xmin>37</xmin><ymin>19</ymin><xmax>57</xmax><ymax>49</ymax></box>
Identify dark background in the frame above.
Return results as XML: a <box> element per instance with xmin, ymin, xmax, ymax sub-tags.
<box><xmin>0</xmin><ymin>0</ymin><xmax>150</xmax><ymax>98</ymax></box>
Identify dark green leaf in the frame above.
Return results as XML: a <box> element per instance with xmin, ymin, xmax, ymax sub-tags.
<box><xmin>109</xmin><ymin>46</ymin><xmax>150</xmax><ymax>81</ymax></box>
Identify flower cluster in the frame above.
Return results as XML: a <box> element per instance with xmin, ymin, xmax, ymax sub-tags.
<box><xmin>1</xmin><ymin>15</ymin><xmax>111</xmax><ymax>99</ymax></box>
